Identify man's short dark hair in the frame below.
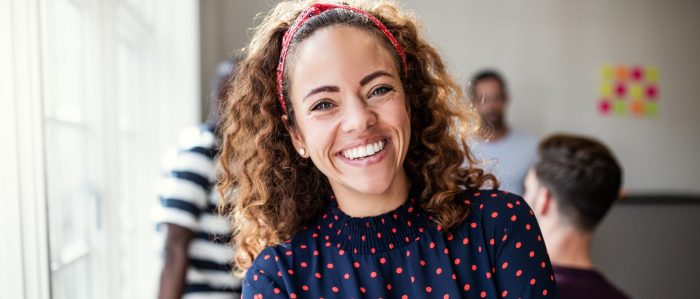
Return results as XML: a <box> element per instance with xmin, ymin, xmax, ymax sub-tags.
<box><xmin>468</xmin><ymin>69</ymin><xmax>508</xmax><ymax>99</ymax></box>
<box><xmin>534</xmin><ymin>134</ymin><xmax>623</xmax><ymax>231</ymax></box>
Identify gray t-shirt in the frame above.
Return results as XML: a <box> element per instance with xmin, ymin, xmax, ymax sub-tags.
<box><xmin>469</xmin><ymin>130</ymin><xmax>537</xmax><ymax>196</ymax></box>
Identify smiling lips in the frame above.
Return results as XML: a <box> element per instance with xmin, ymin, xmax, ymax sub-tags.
<box><xmin>340</xmin><ymin>139</ymin><xmax>386</xmax><ymax>160</ymax></box>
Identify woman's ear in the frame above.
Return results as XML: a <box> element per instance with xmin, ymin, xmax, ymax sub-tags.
<box><xmin>281</xmin><ymin>114</ymin><xmax>306</xmax><ymax>156</ymax></box>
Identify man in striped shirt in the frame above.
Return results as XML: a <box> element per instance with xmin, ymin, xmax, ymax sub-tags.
<box><xmin>156</xmin><ymin>58</ymin><xmax>239</xmax><ymax>298</ymax></box>
<box><xmin>156</xmin><ymin>123</ymin><xmax>241</xmax><ymax>299</ymax></box>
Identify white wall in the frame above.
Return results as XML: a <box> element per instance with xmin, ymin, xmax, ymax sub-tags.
<box><xmin>400</xmin><ymin>0</ymin><xmax>700</xmax><ymax>194</ymax></box>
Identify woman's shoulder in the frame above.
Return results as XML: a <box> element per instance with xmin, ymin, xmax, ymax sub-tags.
<box><xmin>456</xmin><ymin>189</ymin><xmax>535</xmax><ymax>229</ymax></box>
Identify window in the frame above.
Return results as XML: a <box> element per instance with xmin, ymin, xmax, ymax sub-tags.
<box><xmin>2</xmin><ymin>0</ymin><xmax>200</xmax><ymax>298</ymax></box>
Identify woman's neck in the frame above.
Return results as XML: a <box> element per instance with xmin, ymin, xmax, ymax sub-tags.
<box><xmin>332</xmin><ymin>171</ymin><xmax>411</xmax><ymax>218</ymax></box>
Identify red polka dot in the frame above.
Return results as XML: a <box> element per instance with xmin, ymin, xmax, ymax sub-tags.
<box><xmin>327</xmin><ymin>263</ymin><xmax>334</xmax><ymax>269</ymax></box>
<box><xmin>426</xmin><ymin>286</ymin><xmax>432</xmax><ymax>293</ymax></box>
<box><xmin>530</xmin><ymin>278</ymin><xmax>537</xmax><ymax>285</ymax></box>
<box><xmin>331</xmin><ymin>286</ymin><xmax>339</xmax><ymax>293</ymax></box>
<box><xmin>377</xmin><ymin>232</ymin><xmax>382</xmax><ymax>239</ymax></box>
<box><xmin>343</xmin><ymin>273</ymin><xmax>350</xmax><ymax>279</ymax></box>
<box><xmin>543</xmin><ymin>289</ymin><xmax>549</xmax><ymax>296</ymax></box>
<box><xmin>480</xmin><ymin>291</ymin><xmax>487</xmax><ymax>298</ymax></box>
<box><xmin>501</xmin><ymin>290</ymin><xmax>508</xmax><ymax>297</ymax></box>
<box><xmin>462</xmin><ymin>238</ymin><xmax>469</xmax><ymax>245</ymax></box>
<box><xmin>370</xmin><ymin>271</ymin><xmax>377</xmax><ymax>278</ymax></box>
<box><xmin>360</xmin><ymin>287</ymin><xmax>366</xmax><ymax>293</ymax></box>
<box><xmin>387</xmin><ymin>284</ymin><xmax>392</xmax><ymax>290</ymax></box>
<box><xmin>454</xmin><ymin>258</ymin><xmax>461</xmax><ymax>265</ymax></box>
<box><xmin>515</xmin><ymin>242</ymin><xmax>522</xmax><ymax>249</ymax></box>
<box><xmin>502</xmin><ymin>262</ymin><xmax>509</xmax><ymax>269</ymax></box>
<box><xmin>338</xmin><ymin>249</ymin><xmax>345</xmax><ymax>255</ymax></box>
<box><xmin>525</xmin><ymin>224</ymin><xmax>531</xmax><ymax>230</ymax></box>
<box><xmin>315</xmin><ymin>272</ymin><xmax>322</xmax><ymax>279</ymax></box>
<box><xmin>287</xmin><ymin>269</ymin><xmax>294</xmax><ymax>275</ymax></box>
<box><xmin>486</xmin><ymin>272</ymin><xmax>492</xmax><ymax>279</ymax></box>
<box><xmin>529</xmin><ymin>251</ymin><xmax>535</xmax><ymax>258</ymax></box>
<box><xmin>436</xmin><ymin>267</ymin><xmax>443</xmax><ymax>275</ymax></box>
<box><xmin>396</xmin><ymin>267</ymin><xmax>403</xmax><ymax>274</ymax></box>
<box><xmin>463</xmin><ymin>284</ymin><xmax>471</xmax><ymax>291</ymax></box>
<box><xmin>290</xmin><ymin>293</ymin><xmax>297</xmax><ymax>298</ymax></box>
<box><xmin>541</xmin><ymin>261</ymin><xmax>546</xmax><ymax>268</ymax></box>
<box><xmin>406</xmin><ymin>250</ymin><xmax>411</xmax><ymax>257</ymax></box>
<box><xmin>302</xmin><ymin>285</ymin><xmax>309</xmax><ymax>291</ymax></box>
<box><xmin>402</xmin><ymin>295</ymin><xmax>408</xmax><ymax>299</ymax></box>
<box><xmin>353</xmin><ymin>262</ymin><xmax>360</xmax><ymax>268</ymax></box>
<box><xmin>489</xmin><ymin>238</ymin><xmax>495</xmax><ymax>246</ymax></box>
<box><xmin>516</xmin><ymin>270</ymin><xmax>523</xmax><ymax>277</ymax></box>
<box><xmin>253</xmin><ymin>274</ymin><xmax>258</xmax><ymax>281</ymax></box>
<box><xmin>471</xmin><ymin>264</ymin><xmax>478</xmax><ymax>271</ymax></box>
<box><xmin>443</xmin><ymin>294</ymin><xmax>450</xmax><ymax>299</ymax></box>
<box><xmin>380</xmin><ymin>257</ymin><xmax>386</xmax><ymax>264</ymax></box>
<box><xmin>300</xmin><ymin>262</ymin><xmax>307</xmax><ymax>268</ymax></box>
<box><xmin>273</xmin><ymin>288</ymin><xmax>280</xmax><ymax>294</ymax></box>
<box><xmin>429</xmin><ymin>242</ymin><xmax>436</xmax><ymax>249</ymax></box>
<box><xmin>491</xmin><ymin>211</ymin><xmax>499</xmax><ymax>218</ymax></box>
<box><xmin>511</xmin><ymin>215</ymin><xmax>517</xmax><ymax>221</ymax></box>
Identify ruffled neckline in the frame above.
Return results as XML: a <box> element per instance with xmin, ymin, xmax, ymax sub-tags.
<box><xmin>317</xmin><ymin>190</ymin><xmax>431</xmax><ymax>255</ymax></box>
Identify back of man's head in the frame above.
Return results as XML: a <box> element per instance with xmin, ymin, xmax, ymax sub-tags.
<box><xmin>533</xmin><ymin>134</ymin><xmax>623</xmax><ymax>231</ymax></box>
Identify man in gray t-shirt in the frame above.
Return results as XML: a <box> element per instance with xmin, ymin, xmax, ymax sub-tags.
<box><xmin>467</xmin><ymin>70</ymin><xmax>537</xmax><ymax>196</ymax></box>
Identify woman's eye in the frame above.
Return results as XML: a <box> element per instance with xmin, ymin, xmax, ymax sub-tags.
<box><xmin>370</xmin><ymin>86</ymin><xmax>394</xmax><ymax>97</ymax></box>
<box><xmin>311</xmin><ymin>101</ymin><xmax>334</xmax><ymax>111</ymax></box>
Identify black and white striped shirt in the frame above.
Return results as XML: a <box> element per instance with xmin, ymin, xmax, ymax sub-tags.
<box><xmin>156</xmin><ymin>123</ymin><xmax>241</xmax><ymax>298</ymax></box>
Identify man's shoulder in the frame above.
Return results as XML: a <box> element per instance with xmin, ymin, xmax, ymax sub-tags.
<box><xmin>554</xmin><ymin>266</ymin><xmax>631</xmax><ymax>299</ymax></box>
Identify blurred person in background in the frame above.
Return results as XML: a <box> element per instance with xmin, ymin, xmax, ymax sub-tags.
<box><xmin>468</xmin><ymin>70</ymin><xmax>537</xmax><ymax>196</ymax></box>
<box><xmin>523</xmin><ymin>134</ymin><xmax>630</xmax><ymax>299</ymax></box>
<box><xmin>155</xmin><ymin>58</ymin><xmax>241</xmax><ymax>299</ymax></box>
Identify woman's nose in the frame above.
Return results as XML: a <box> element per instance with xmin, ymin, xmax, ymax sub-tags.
<box><xmin>340</xmin><ymin>96</ymin><xmax>377</xmax><ymax>133</ymax></box>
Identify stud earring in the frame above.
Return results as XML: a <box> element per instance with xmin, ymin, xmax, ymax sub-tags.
<box><xmin>298</xmin><ymin>148</ymin><xmax>306</xmax><ymax>157</ymax></box>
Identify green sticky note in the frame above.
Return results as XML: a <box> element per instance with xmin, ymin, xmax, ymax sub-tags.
<box><xmin>614</xmin><ymin>101</ymin><xmax>626</xmax><ymax>115</ymax></box>
<box><xmin>645</xmin><ymin>102</ymin><xmax>659</xmax><ymax>116</ymax></box>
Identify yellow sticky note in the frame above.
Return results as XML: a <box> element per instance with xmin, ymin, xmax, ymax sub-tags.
<box><xmin>629</xmin><ymin>84</ymin><xmax>643</xmax><ymax>99</ymax></box>
<box><xmin>646</xmin><ymin>66</ymin><xmax>659</xmax><ymax>82</ymax></box>
<box><xmin>598</xmin><ymin>83</ymin><xmax>613</xmax><ymax>97</ymax></box>
<box><xmin>600</xmin><ymin>65</ymin><xmax>614</xmax><ymax>81</ymax></box>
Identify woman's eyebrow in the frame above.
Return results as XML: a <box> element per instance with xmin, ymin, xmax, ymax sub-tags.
<box><xmin>304</xmin><ymin>85</ymin><xmax>340</xmax><ymax>102</ymax></box>
<box><xmin>360</xmin><ymin>70</ymin><xmax>393</xmax><ymax>87</ymax></box>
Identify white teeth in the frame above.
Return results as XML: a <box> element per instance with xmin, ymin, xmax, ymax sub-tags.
<box><xmin>341</xmin><ymin>140</ymin><xmax>385</xmax><ymax>159</ymax></box>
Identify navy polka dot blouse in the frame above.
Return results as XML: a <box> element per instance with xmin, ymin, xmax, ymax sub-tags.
<box><xmin>242</xmin><ymin>189</ymin><xmax>558</xmax><ymax>298</ymax></box>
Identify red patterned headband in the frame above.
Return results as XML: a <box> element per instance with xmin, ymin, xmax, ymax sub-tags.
<box><xmin>276</xmin><ymin>3</ymin><xmax>409</xmax><ymax>113</ymax></box>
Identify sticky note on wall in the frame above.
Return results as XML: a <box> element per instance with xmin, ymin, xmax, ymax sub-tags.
<box><xmin>598</xmin><ymin>64</ymin><xmax>659</xmax><ymax>117</ymax></box>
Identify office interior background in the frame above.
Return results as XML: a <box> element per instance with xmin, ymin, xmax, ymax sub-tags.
<box><xmin>2</xmin><ymin>0</ymin><xmax>699</xmax><ymax>298</ymax></box>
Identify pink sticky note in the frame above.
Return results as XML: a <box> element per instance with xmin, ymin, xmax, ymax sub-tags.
<box><xmin>599</xmin><ymin>99</ymin><xmax>611</xmax><ymax>115</ymax></box>
<box><xmin>646</xmin><ymin>85</ymin><xmax>658</xmax><ymax>99</ymax></box>
<box><xmin>630</xmin><ymin>66</ymin><xmax>643</xmax><ymax>81</ymax></box>
<box><xmin>615</xmin><ymin>82</ymin><xmax>626</xmax><ymax>97</ymax></box>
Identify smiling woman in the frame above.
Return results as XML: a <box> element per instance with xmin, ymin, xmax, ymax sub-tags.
<box><xmin>217</xmin><ymin>1</ymin><xmax>558</xmax><ymax>298</ymax></box>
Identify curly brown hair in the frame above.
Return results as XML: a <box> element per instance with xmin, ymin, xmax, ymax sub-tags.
<box><xmin>217</xmin><ymin>0</ymin><xmax>497</xmax><ymax>273</ymax></box>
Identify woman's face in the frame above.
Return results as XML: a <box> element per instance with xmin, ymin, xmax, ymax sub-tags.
<box><xmin>286</xmin><ymin>25</ymin><xmax>411</xmax><ymax>199</ymax></box>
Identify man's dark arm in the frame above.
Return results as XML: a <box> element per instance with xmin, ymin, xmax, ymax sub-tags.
<box><xmin>158</xmin><ymin>223</ymin><xmax>194</xmax><ymax>299</ymax></box>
